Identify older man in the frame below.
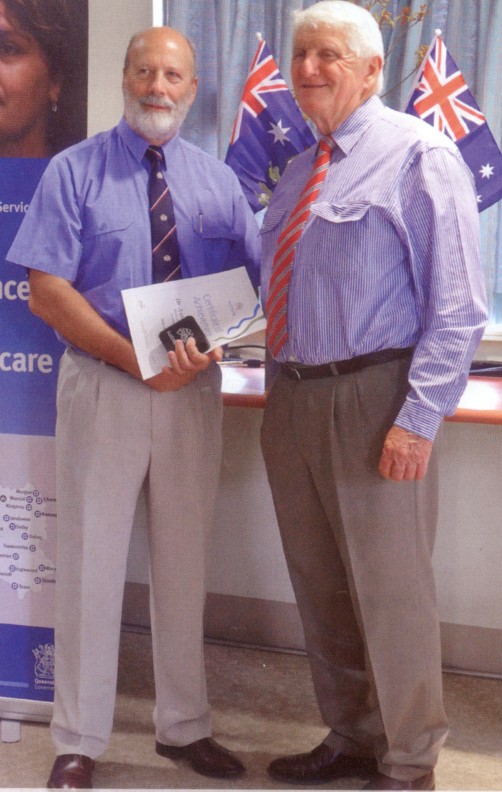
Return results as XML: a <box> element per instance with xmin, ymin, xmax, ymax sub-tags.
<box><xmin>8</xmin><ymin>26</ymin><xmax>259</xmax><ymax>789</ymax></box>
<box><xmin>260</xmin><ymin>2</ymin><xmax>487</xmax><ymax>790</ymax></box>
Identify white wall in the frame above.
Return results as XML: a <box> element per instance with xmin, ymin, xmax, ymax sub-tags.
<box><xmin>435</xmin><ymin>422</ymin><xmax>502</xmax><ymax>630</ymax></box>
<box><xmin>87</xmin><ymin>0</ymin><xmax>154</xmax><ymax>136</ymax></box>
<box><xmin>127</xmin><ymin>405</ymin><xmax>502</xmax><ymax>635</ymax></box>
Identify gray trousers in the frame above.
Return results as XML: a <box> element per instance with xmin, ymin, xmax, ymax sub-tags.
<box><xmin>50</xmin><ymin>349</ymin><xmax>223</xmax><ymax>759</ymax></box>
<box><xmin>261</xmin><ymin>358</ymin><xmax>448</xmax><ymax>782</ymax></box>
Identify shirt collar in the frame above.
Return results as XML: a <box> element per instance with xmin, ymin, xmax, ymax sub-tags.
<box><xmin>117</xmin><ymin>116</ymin><xmax>181</xmax><ymax>165</ymax></box>
<box><xmin>327</xmin><ymin>94</ymin><xmax>384</xmax><ymax>156</ymax></box>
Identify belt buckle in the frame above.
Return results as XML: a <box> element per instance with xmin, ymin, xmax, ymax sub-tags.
<box><xmin>291</xmin><ymin>366</ymin><xmax>302</xmax><ymax>381</ymax></box>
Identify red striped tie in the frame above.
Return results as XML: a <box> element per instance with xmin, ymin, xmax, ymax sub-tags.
<box><xmin>266</xmin><ymin>136</ymin><xmax>335</xmax><ymax>358</ymax></box>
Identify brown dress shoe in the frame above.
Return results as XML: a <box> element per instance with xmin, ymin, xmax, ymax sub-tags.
<box><xmin>267</xmin><ymin>742</ymin><xmax>378</xmax><ymax>784</ymax></box>
<box><xmin>47</xmin><ymin>754</ymin><xmax>95</xmax><ymax>789</ymax></box>
<box><xmin>156</xmin><ymin>737</ymin><xmax>245</xmax><ymax>779</ymax></box>
<box><xmin>363</xmin><ymin>771</ymin><xmax>435</xmax><ymax>790</ymax></box>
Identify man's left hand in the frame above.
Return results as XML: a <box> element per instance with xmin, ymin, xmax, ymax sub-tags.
<box><xmin>379</xmin><ymin>425</ymin><xmax>433</xmax><ymax>482</ymax></box>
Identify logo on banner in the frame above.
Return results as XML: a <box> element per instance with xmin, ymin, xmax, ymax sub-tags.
<box><xmin>32</xmin><ymin>643</ymin><xmax>55</xmax><ymax>690</ymax></box>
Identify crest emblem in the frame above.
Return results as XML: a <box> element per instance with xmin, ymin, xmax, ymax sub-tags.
<box><xmin>32</xmin><ymin>643</ymin><xmax>55</xmax><ymax>689</ymax></box>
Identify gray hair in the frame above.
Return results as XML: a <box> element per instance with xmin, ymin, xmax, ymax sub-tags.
<box><xmin>293</xmin><ymin>0</ymin><xmax>384</xmax><ymax>93</ymax></box>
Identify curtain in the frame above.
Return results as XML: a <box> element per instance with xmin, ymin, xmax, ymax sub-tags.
<box><xmin>164</xmin><ymin>0</ymin><xmax>502</xmax><ymax>321</ymax></box>
<box><xmin>164</xmin><ymin>0</ymin><xmax>311</xmax><ymax>159</ymax></box>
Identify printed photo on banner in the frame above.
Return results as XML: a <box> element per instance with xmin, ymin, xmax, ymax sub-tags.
<box><xmin>0</xmin><ymin>0</ymin><xmax>89</xmax><ymax>436</ymax></box>
<box><xmin>0</xmin><ymin>0</ymin><xmax>88</xmax><ymax>159</ymax></box>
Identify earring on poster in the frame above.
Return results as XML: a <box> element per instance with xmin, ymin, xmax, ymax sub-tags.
<box><xmin>49</xmin><ymin>86</ymin><xmax>60</xmax><ymax>114</ymax></box>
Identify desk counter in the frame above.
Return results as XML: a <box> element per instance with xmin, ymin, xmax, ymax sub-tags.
<box><xmin>221</xmin><ymin>366</ymin><xmax>502</xmax><ymax>424</ymax></box>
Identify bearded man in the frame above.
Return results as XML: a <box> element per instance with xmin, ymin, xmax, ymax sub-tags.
<box><xmin>8</xmin><ymin>26</ymin><xmax>259</xmax><ymax>789</ymax></box>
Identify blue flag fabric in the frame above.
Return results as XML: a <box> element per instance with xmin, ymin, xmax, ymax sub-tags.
<box><xmin>405</xmin><ymin>32</ymin><xmax>502</xmax><ymax>212</ymax></box>
<box><xmin>225</xmin><ymin>39</ymin><xmax>316</xmax><ymax>213</ymax></box>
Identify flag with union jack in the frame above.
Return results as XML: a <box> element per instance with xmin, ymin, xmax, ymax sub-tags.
<box><xmin>225</xmin><ymin>38</ymin><xmax>316</xmax><ymax>213</ymax></box>
<box><xmin>405</xmin><ymin>32</ymin><xmax>502</xmax><ymax>212</ymax></box>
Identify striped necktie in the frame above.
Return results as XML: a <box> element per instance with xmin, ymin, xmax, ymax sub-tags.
<box><xmin>266</xmin><ymin>136</ymin><xmax>335</xmax><ymax>358</ymax></box>
<box><xmin>145</xmin><ymin>145</ymin><xmax>181</xmax><ymax>283</ymax></box>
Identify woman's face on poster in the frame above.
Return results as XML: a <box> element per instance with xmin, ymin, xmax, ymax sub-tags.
<box><xmin>0</xmin><ymin>1</ymin><xmax>61</xmax><ymax>157</ymax></box>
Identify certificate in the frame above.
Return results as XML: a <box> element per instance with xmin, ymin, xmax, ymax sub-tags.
<box><xmin>122</xmin><ymin>267</ymin><xmax>265</xmax><ymax>380</ymax></box>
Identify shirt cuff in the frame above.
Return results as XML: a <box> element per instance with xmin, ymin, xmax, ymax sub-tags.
<box><xmin>393</xmin><ymin>401</ymin><xmax>444</xmax><ymax>442</ymax></box>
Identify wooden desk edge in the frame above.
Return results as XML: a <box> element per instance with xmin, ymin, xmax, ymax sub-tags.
<box><xmin>222</xmin><ymin>370</ymin><xmax>502</xmax><ymax>425</ymax></box>
<box><xmin>222</xmin><ymin>393</ymin><xmax>266</xmax><ymax>409</ymax></box>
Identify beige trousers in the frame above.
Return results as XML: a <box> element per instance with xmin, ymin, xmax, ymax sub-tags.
<box><xmin>50</xmin><ymin>349</ymin><xmax>223</xmax><ymax>759</ymax></box>
<box><xmin>261</xmin><ymin>358</ymin><xmax>448</xmax><ymax>782</ymax></box>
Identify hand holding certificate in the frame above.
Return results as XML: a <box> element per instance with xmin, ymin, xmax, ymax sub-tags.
<box><xmin>122</xmin><ymin>267</ymin><xmax>265</xmax><ymax>380</ymax></box>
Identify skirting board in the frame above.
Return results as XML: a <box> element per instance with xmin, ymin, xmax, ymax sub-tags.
<box><xmin>0</xmin><ymin>697</ymin><xmax>52</xmax><ymax>724</ymax></box>
<box><xmin>122</xmin><ymin>582</ymin><xmax>502</xmax><ymax>678</ymax></box>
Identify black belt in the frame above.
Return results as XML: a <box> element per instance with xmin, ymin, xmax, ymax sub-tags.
<box><xmin>281</xmin><ymin>347</ymin><xmax>414</xmax><ymax>381</ymax></box>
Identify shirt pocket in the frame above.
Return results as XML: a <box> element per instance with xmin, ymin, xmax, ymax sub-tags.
<box><xmin>310</xmin><ymin>201</ymin><xmax>371</xmax><ymax>223</ymax></box>
<box><xmin>188</xmin><ymin>212</ymin><xmax>244</xmax><ymax>277</ymax></box>
<box><xmin>191</xmin><ymin>213</ymin><xmax>241</xmax><ymax>241</ymax></box>
<box><xmin>81</xmin><ymin>209</ymin><xmax>134</xmax><ymax>238</ymax></box>
<box><xmin>80</xmin><ymin>211</ymin><xmax>136</xmax><ymax>287</ymax></box>
<box><xmin>306</xmin><ymin>202</ymin><xmax>373</xmax><ymax>277</ymax></box>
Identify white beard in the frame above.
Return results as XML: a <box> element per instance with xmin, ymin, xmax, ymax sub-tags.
<box><xmin>123</xmin><ymin>88</ymin><xmax>192</xmax><ymax>142</ymax></box>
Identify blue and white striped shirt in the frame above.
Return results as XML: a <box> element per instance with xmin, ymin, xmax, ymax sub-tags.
<box><xmin>261</xmin><ymin>95</ymin><xmax>488</xmax><ymax>440</ymax></box>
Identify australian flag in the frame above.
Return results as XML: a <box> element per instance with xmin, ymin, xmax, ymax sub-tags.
<box><xmin>405</xmin><ymin>32</ymin><xmax>502</xmax><ymax>212</ymax></box>
<box><xmin>225</xmin><ymin>38</ymin><xmax>316</xmax><ymax>213</ymax></box>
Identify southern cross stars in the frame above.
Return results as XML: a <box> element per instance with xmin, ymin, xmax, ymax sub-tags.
<box><xmin>478</xmin><ymin>163</ymin><xmax>497</xmax><ymax>200</ymax></box>
<box><xmin>479</xmin><ymin>162</ymin><xmax>495</xmax><ymax>179</ymax></box>
<box><xmin>268</xmin><ymin>119</ymin><xmax>291</xmax><ymax>145</ymax></box>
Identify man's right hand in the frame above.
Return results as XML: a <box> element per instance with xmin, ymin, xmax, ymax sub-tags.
<box><xmin>144</xmin><ymin>367</ymin><xmax>198</xmax><ymax>392</ymax></box>
<box><xmin>144</xmin><ymin>338</ymin><xmax>223</xmax><ymax>392</ymax></box>
<box><xmin>379</xmin><ymin>425</ymin><xmax>433</xmax><ymax>481</ymax></box>
<box><xmin>28</xmin><ymin>271</ymin><xmax>222</xmax><ymax>393</ymax></box>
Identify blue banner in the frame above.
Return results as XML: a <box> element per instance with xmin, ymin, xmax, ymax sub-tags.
<box><xmin>0</xmin><ymin>161</ymin><xmax>60</xmax><ymax>715</ymax></box>
<box><xmin>0</xmin><ymin>158</ymin><xmax>64</xmax><ymax>437</ymax></box>
<box><xmin>0</xmin><ymin>0</ymin><xmax>88</xmax><ymax>723</ymax></box>
<box><xmin>0</xmin><ymin>623</ymin><xmax>54</xmax><ymax>703</ymax></box>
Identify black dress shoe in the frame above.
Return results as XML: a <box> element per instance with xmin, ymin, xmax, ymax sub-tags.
<box><xmin>156</xmin><ymin>737</ymin><xmax>245</xmax><ymax>779</ymax></box>
<box><xmin>267</xmin><ymin>742</ymin><xmax>378</xmax><ymax>784</ymax></box>
<box><xmin>363</xmin><ymin>771</ymin><xmax>435</xmax><ymax>790</ymax></box>
<box><xmin>47</xmin><ymin>754</ymin><xmax>95</xmax><ymax>789</ymax></box>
